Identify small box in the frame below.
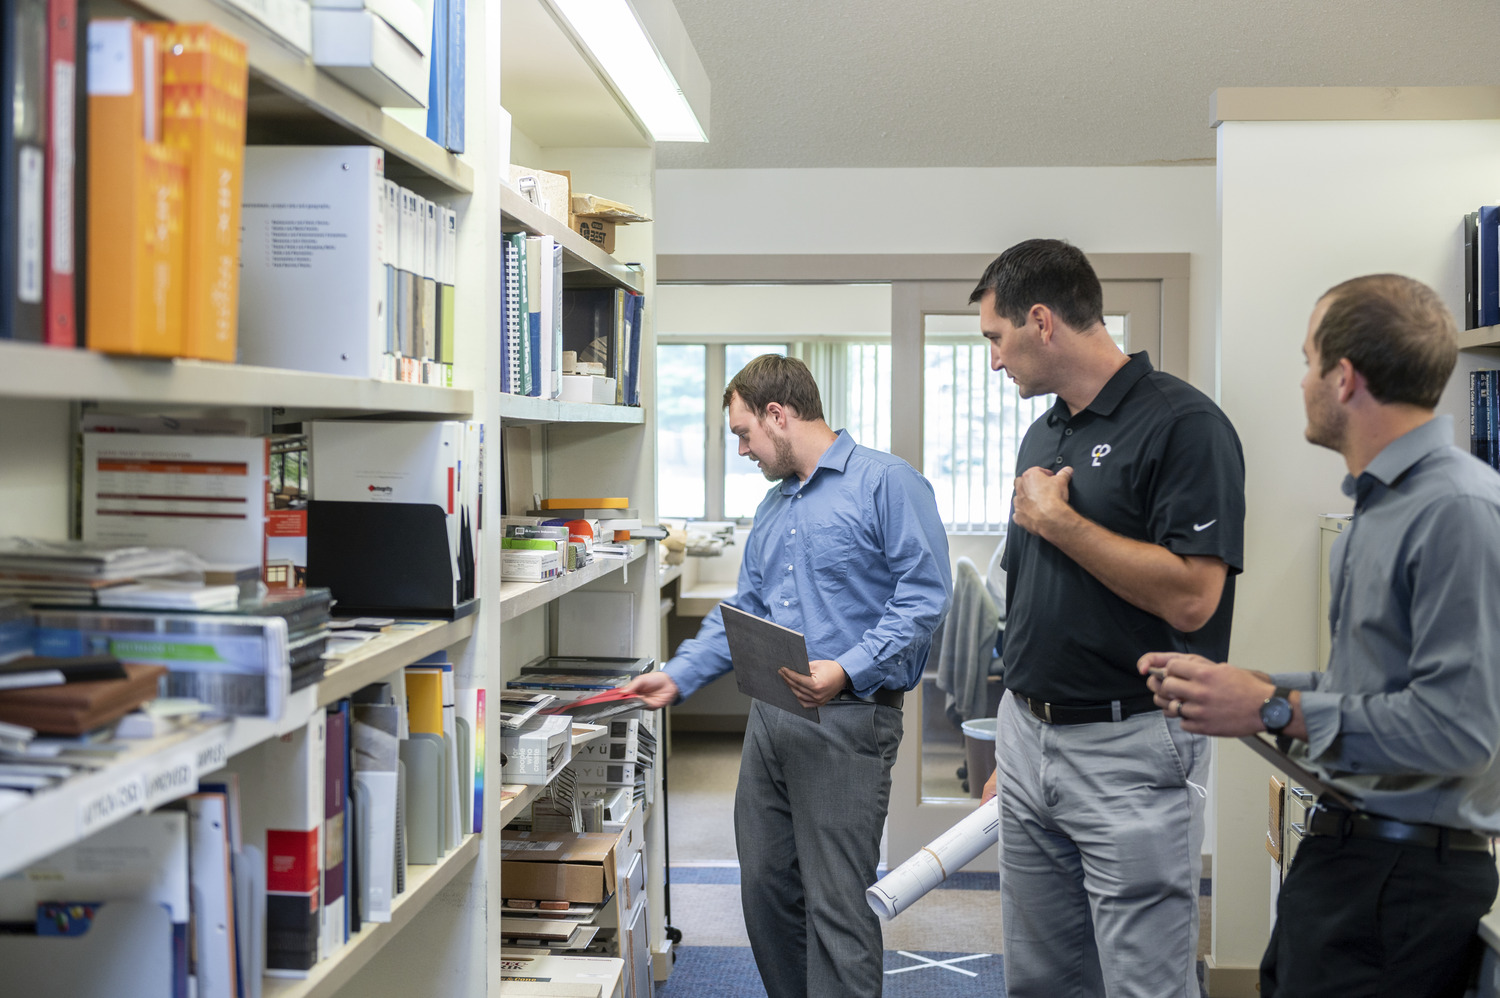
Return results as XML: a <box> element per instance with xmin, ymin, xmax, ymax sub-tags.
<box><xmin>571</xmin><ymin>760</ymin><xmax>641</xmax><ymax>788</ymax></box>
<box><xmin>561</xmin><ymin>374</ymin><xmax>617</xmax><ymax>404</ymax></box>
<box><xmin>499</xmin><ymin>954</ymin><xmax>624</xmax><ymax>998</ymax></box>
<box><xmin>572</xmin><ymin>216</ymin><xmax>615</xmax><ymax>254</ymax></box>
<box><xmin>510</xmin><ymin>165</ymin><xmax>570</xmax><ymax>224</ymax></box>
<box><xmin>501</xmin><ymin>548</ymin><xmax>562</xmax><ymax>582</ymax></box>
<box><xmin>500</xmin><ymin>713</ymin><xmax>572</xmax><ymax>784</ymax></box>
<box><xmin>501</xmin><ymin>831</ymin><xmax>620</xmax><ymax>904</ymax></box>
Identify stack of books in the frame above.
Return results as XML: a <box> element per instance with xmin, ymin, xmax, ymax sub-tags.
<box><xmin>30</xmin><ymin>588</ymin><xmax>333</xmax><ymax>720</ymax></box>
<box><xmin>529</xmin><ymin>498</ymin><xmax>643</xmax><ymax>543</ymax></box>
<box><xmin>0</xmin><ymin>538</ymin><xmax>205</xmax><ymax>607</ymax></box>
<box><xmin>0</xmin><ymin>599</ymin><xmax>32</xmax><ymax>662</ymax></box>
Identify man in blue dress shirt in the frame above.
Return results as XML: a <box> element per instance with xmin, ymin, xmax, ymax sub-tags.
<box><xmin>626</xmin><ymin>354</ymin><xmax>952</xmax><ymax>998</ymax></box>
<box><xmin>1144</xmin><ymin>274</ymin><xmax>1500</xmax><ymax>998</ymax></box>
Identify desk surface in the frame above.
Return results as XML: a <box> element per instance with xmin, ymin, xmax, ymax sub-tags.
<box><xmin>676</xmin><ymin>582</ymin><xmax>737</xmax><ymax>617</ymax></box>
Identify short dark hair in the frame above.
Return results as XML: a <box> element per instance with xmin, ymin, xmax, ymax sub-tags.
<box><xmin>723</xmin><ymin>354</ymin><xmax>825</xmax><ymax>422</ymax></box>
<box><xmin>1314</xmin><ymin>274</ymin><xmax>1457</xmax><ymax>409</ymax></box>
<box><xmin>968</xmin><ymin>239</ymin><xmax>1104</xmax><ymax>331</ymax></box>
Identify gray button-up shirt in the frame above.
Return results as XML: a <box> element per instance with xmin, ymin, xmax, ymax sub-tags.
<box><xmin>1272</xmin><ymin>415</ymin><xmax>1500</xmax><ymax>834</ymax></box>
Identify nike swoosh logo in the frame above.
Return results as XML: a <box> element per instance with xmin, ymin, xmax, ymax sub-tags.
<box><xmin>1193</xmin><ymin>520</ymin><xmax>1217</xmax><ymax>532</ymax></box>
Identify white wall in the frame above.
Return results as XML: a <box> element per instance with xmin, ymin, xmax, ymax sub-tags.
<box><xmin>657</xmin><ymin>166</ymin><xmax>1220</xmax><ymax>391</ymax></box>
<box><xmin>0</xmin><ymin>400</ymin><xmax>72</xmax><ymax>538</ymax></box>
<box><xmin>1214</xmin><ymin>118</ymin><xmax>1500</xmax><ymax>980</ymax></box>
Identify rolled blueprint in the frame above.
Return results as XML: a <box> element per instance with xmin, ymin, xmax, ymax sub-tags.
<box><xmin>865</xmin><ymin>803</ymin><xmax>1000</xmax><ymax>919</ymax></box>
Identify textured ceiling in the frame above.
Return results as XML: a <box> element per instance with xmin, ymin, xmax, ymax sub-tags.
<box><xmin>656</xmin><ymin>0</ymin><xmax>1500</xmax><ymax>169</ymax></box>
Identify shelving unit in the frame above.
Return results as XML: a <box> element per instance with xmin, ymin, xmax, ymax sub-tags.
<box><xmin>123</xmin><ymin>0</ymin><xmax>473</xmax><ymax>193</ymax></box>
<box><xmin>0</xmin><ymin>341</ymin><xmax>474</xmax><ymax>412</ymax></box>
<box><xmin>499</xmin><ymin>542</ymin><xmax>648</xmax><ymax>621</ymax></box>
<box><xmin>0</xmin><ymin>619</ymin><xmax>473</xmax><ymax>879</ymax></box>
<box><xmin>1459</xmin><ymin>324</ymin><xmax>1500</xmax><ymax>350</ymax></box>
<box><xmin>499</xmin><ymin>393</ymin><xmax>646</xmax><ymax>425</ymax></box>
<box><xmin>499</xmin><ymin>186</ymin><xmax>645</xmax><ymax>291</ymax></box>
<box><xmin>0</xmin><ymin>0</ymin><xmax>695</xmax><ymax>991</ymax></box>
<box><xmin>316</xmin><ymin>617</ymin><xmax>476</xmax><ymax>706</ymax></box>
<box><xmin>262</xmin><ymin>835</ymin><xmax>483</xmax><ymax>998</ymax></box>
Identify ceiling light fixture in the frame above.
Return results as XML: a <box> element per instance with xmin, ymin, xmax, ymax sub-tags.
<box><xmin>549</xmin><ymin>0</ymin><xmax>709</xmax><ymax>143</ymax></box>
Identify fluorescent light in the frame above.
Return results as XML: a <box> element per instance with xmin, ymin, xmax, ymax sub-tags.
<box><xmin>552</xmin><ymin>0</ymin><xmax>707</xmax><ymax>142</ymax></box>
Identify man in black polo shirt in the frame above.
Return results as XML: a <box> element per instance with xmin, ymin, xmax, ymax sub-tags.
<box><xmin>976</xmin><ymin>240</ymin><xmax>1245</xmax><ymax>998</ymax></box>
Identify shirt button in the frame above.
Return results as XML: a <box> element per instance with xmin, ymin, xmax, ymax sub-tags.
<box><xmin>787</xmin><ymin>565</ymin><xmax>794</xmax><ymax>572</ymax></box>
<box><xmin>1065</xmin><ymin>428</ymin><xmax>1073</xmax><ymax>436</ymax></box>
<box><xmin>782</xmin><ymin>600</ymin><xmax>790</xmax><ymax>607</ymax></box>
<box><xmin>1054</xmin><ymin>456</ymin><xmax>1063</xmax><ymax>464</ymax></box>
<box><xmin>790</xmin><ymin>529</ymin><xmax>796</xmax><ymax>535</ymax></box>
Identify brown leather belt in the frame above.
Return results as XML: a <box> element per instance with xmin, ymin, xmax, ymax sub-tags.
<box><xmin>1306</xmin><ymin>803</ymin><xmax>1492</xmax><ymax>852</ymax></box>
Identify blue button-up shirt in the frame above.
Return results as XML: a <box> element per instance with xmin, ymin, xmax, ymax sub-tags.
<box><xmin>1272</xmin><ymin>416</ymin><xmax>1500</xmax><ymax>833</ymax></box>
<box><xmin>666</xmin><ymin>430</ymin><xmax>952</xmax><ymax>701</ymax></box>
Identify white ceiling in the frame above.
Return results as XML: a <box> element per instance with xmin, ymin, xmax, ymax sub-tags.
<box><xmin>656</xmin><ymin>0</ymin><xmax>1500</xmax><ymax>169</ymax></box>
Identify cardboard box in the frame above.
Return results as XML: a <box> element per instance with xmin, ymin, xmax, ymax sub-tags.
<box><xmin>510</xmin><ymin>165</ymin><xmax>571</xmax><ymax>224</ymax></box>
<box><xmin>501</xmin><ymin>831</ymin><xmax>619</xmax><ymax>904</ymax></box>
<box><xmin>571</xmin><ymin>216</ymin><xmax>615</xmax><ymax>254</ymax></box>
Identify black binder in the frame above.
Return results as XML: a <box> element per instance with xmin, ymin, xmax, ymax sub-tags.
<box><xmin>307</xmin><ymin>500</ymin><xmax>477</xmax><ymax>618</ymax></box>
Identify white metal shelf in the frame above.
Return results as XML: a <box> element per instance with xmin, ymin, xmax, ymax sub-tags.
<box><xmin>499</xmin><ymin>542</ymin><xmax>648</xmax><ymax>622</ymax></box>
<box><xmin>123</xmin><ymin>0</ymin><xmax>473</xmax><ymax>194</ymax></box>
<box><xmin>317</xmin><ymin>617</ymin><xmax>475</xmax><ymax>706</ymax></box>
<box><xmin>0</xmin><ymin>341</ymin><xmax>474</xmax><ymax>413</ymax></box>
<box><xmin>1460</xmin><ymin>324</ymin><xmax>1500</xmax><ymax>350</ymax></box>
<box><xmin>494</xmin><ymin>724</ymin><xmax>609</xmax><ymax>828</ymax></box>
<box><xmin>0</xmin><ymin>619</ymin><xmax>474</xmax><ymax>879</ymax></box>
<box><xmin>498</xmin><ymin>393</ymin><xmax>645</xmax><ymax>425</ymax></box>
<box><xmin>500</xmin><ymin>185</ymin><xmax>645</xmax><ymax>293</ymax></box>
<box><xmin>263</xmin><ymin>834</ymin><xmax>482</xmax><ymax>998</ymax></box>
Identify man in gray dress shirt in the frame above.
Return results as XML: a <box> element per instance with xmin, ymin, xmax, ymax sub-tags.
<box><xmin>1141</xmin><ymin>273</ymin><xmax>1500</xmax><ymax>998</ymax></box>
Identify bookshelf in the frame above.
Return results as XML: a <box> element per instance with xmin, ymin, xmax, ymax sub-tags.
<box><xmin>122</xmin><ymin>0</ymin><xmax>474</xmax><ymax>193</ymax></box>
<box><xmin>261</xmin><ymin>835</ymin><xmax>483</xmax><ymax>998</ymax></box>
<box><xmin>499</xmin><ymin>393</ymin><xmax>647</xmax><ymax>425</ymax></box>
<box><xmin>499</xmin><ymin>540</ymin><xmax>648</xmax><ymax>622</ymax></box>
<box><xmin>0</xmin><ymin>0</ymin><xmax>689</xmax><ymax>991</ymax></box>
<box><xmin>1459</xmin><ymin>324</ymin><xmax>1500</xmax><ymax>350</ymax></box>
<box><xmin>0</xmin><ymin>618</ymin><xmax>472</xmax><ymax>879</ymax></box>
<box><xmin>0</xmin><ymin>341</ymin><xmax>474</xmax><ymax>413</ymax></box>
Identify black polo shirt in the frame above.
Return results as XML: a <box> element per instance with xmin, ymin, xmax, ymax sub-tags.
<box><xmin>1002</xmin><ymin>352</ymin><xmax>1245</xmax><ymax>704</ymax></box>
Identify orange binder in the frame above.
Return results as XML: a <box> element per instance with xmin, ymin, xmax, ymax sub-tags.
<box><xmin>150</xmin><ymin>23</ymin><xmax>248</xmax><ymax>362</ymax></box>
<box><xmin>86</xmin><ymin>20</ymin><xmax>188</xmax><ymax>357</ymax></box>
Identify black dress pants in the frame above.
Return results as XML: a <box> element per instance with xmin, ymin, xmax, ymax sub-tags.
<box><xmin>1261</xmin><ymin>833</ymin><xmax>1498</xmax><ymax>998</ymax></box>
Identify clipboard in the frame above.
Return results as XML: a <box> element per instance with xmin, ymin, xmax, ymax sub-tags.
<box><xmin>1240</xmin><ymin>734</ymin><xmax>1357</xmax><ymax>811</ymax></box>
<box><xmin>720</xmin><ymin>605</ymin><xmax>820</xmax><ymax>723</ymax></box>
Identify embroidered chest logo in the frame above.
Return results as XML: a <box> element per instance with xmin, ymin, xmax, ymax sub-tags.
<box><xmin>1090</xmin><ymin>444</ymin><xmax>1112</xmax><ymax>467</ymax></box>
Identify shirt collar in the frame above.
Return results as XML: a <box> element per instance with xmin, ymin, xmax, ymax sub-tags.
<box><xmin>1340</xmin><ymin>415</ymin><xmax>1453</xmax><ymax>500</ymax></box>
<box><xmin>1046</xmin><ymin>351</ymin><xmax>1154</xmax><ymax>426</ymax></box>
<box><xmin>778</xmin><ymin>429</ymin><xmax>856</xmax><ymax>495</ymax></box>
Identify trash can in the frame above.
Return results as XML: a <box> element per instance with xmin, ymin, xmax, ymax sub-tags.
<box><xmin>961</xmin><ymin>717</ymin><xmax>998</xmax><ymax>799</ymax></box>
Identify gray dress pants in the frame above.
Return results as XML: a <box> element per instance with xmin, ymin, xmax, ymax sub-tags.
<box><xmin>996</xmin><ymin>691</ymin><xmax>1207</xmax><ymax>998</ymax></box>
<box><xmin>735</xmin><ymin>698</ymin><xmax>903</xmax><ymax>998</ymax></box>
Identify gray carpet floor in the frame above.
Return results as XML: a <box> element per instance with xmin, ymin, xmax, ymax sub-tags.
<box><xmin>659</xmin><ymin>730</ymin><xmax>1211</xmax><ymax>995</ymax></box>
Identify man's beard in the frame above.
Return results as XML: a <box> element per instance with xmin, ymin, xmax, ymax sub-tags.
<box><xmin>759</xmin><ymin>434</ymin><xmax>797</xmax><ymax>481</ymax></box>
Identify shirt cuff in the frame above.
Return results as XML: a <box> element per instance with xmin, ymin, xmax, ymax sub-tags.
<box><xmin>836</xmin><ymin>644</ymin><xmax>878</xmax><ymax>696</ymax></box>
<box><xmin>663</xmin><ymin>663</ymin><xmax>702</xmax><ymax>703</ymax></box>
<box><xmin>1297</xmin><ymin>689</ymin><xmax>1342</xmax><ymax>760</ymax></box>
<box><xmin>1269</xmin><ymin>671</ymin><xmax>1322</xmax><ymax>692</ymax></box>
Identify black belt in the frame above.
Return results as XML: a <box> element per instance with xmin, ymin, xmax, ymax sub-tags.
<box><xmin>1012</xmin><ymin>690</ymin><xmax>1160</xmax><ymax>725</ymax></box>
<box><xmin>1306</xmin><ymin>803</ymin><xmax>1492</xmax><ymax>853</ymax></box>
<box><xmin>834</xmin><ymin>687</ymin><xmax>904</xmax><ymax>709</ymax></box>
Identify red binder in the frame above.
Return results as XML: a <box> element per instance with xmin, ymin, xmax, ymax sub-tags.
<box><xmin>43</xmin><ymin>0</ymin><xmax>76</xmax><ymax>346</ymax></box>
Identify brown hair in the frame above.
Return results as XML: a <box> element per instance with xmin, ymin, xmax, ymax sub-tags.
<box><xmin>1314</xmin><ymin>274</ymin><xmax>1457</xmax><ymax>409</ymax></box>
<box><xmin>723</xmin><ymin>354</ymin><xmax>825</xmax><ymax>422</ymax></box>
